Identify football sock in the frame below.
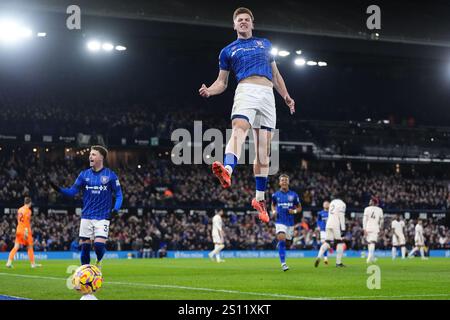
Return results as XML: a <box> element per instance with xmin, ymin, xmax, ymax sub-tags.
<box><xmin>420</xmin><ymin>247</ymin><xmax>425</xmax><ymax>258</ymax></box>
<box><xmin>367</xmin><ymin>243</ymin><xmax>375</xmax><ymax>262</ymax></box>
<box><xmin>8</xmin><ymin>247</ymin><xmax>19</xmax><ymax>263</ymax></box>
<box><xmin>81</xmin><ymin>243</ymin><xmax>91</xmax><ymax>265</ymax></box>
<box><xmin>318</xmin><ymin>242</ymin><xmax>330</xmax><ymax>258</ymax></box>
<box><xmin>223</xmin><ymin>153</ymin><xmax>238</xmax><ymax>175</ymax></box>
<box><xmin>255</xmin><ymin>175</ymin><xmax>268</xmax><ymax>201</ymax></box>
<box><xmin>94</xmin><ymin>242</ymin><xmax>106</xmax><ymax>262</ymax></box>
<box><xmin>401</xmin><ymin>246</ymin><xmax>406</xmax><ymax>259</ymax></box>
<box><xmin>336</xmin><ymin>243</ymin><xmax>344</xmax><ymax>264</ymax></box>
<box><xmin>28</xmin><ymin>247</ymin><xmax>35</xmax><ymax>264</ymax></box>
<box><xmin>278</xmin><ymin>240</ymin><xmax>286</xmax><ymax>264</ymax></box>
<box><xmin>214</xmin><ymin>245</ymin><xmax>225</xmax><ymax>261</ymax></box>
<box><xmin>392</xmin><ymin>247</ymin><xmax>397</xmax><ymax>259</ymax></box>
<box><xmin>409</xmin><ymin>247</ymin><xmax>418</xmax><ymax>257</ymax></box>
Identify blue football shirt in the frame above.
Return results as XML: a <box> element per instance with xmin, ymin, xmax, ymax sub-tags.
<box><xmin>219</xmin><ymin>37</ymin><xmax>274</xmax><ymax>83</ymax></box>
<box><xmin>317</xmin><ymin>210</ymin><xmax>329</xmax><ymax>231</ymax></box>
<box><xmin>271</xmin><ymin>190</ymin><xmax>300</xmax><ymax>227</ymax></box>
<box><xmin>60</xmin><ymin>167</ymin><xmax>123</xmax><ymax>220</ymax></box>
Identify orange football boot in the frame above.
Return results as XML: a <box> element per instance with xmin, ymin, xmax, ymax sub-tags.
<box><xmin>251</xmin><ymin>198</ymin><xmax>270</xmax><ymax>223</ymax></box>
<box><xmin>212</xmin><ymin>161</ymin><xmax>231</xmax><ymax>188</ymax></box>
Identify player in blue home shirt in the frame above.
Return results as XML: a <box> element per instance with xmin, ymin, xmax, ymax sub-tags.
<box><xmin>50</xmin><ymin>145</ymin><xmax>123</xmax><ymax>267</ymax></box>
<box><xmin>199</xmin><ymin>7</ymin><xmax>295</xmax><ymax>223</ymax></box>
<box><xmin>317</xmin><ymin>201</ymin><xmax>330</xmax><ymax>265</ymax></box>
<box><xmin>271</xmin><ymin>174</ymin><xmax>301</xmax><ymax>271</ymax></box>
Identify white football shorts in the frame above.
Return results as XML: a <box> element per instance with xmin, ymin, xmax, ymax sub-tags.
<box><xmin>320</xmin><ymin>231</ymin><xmax>327</xmax><ymax>242</ymax></box>
<box><xmin>415</xmin><ymin>237</ymin><xmax>424</xmax><ymax>247</ymax></box>
<box><xmin>79</xmin><ymin>219</ymin><xmax>110</xmax><ymax>240</ymax></box>
<box><xmin>325</xmin><ymin>227</ymin><xmax>342</xmax><ymax>241</ymax></box>
<box><xmin>366</xmin><ymin>231</ymin><xmax>378</xmax><ymax>243</ymax></box>
<box><xmin>392</xmin><ymin>233</ymin><xmax>405</xmax><ymax>246</ymax></box>
<box><xmin>212</xmin><ymin>231</ymin><xmax>223</xmax><ymax>244</ymax></box>
<box><xmin>231</xmin><ymin>83</ymin><xmax>276</xmax><ymax>130</ymax></box>
<box><xmin>275</xmin><ymin>223</ymin><xmax>294</xmax><ymax>240</ymax></box>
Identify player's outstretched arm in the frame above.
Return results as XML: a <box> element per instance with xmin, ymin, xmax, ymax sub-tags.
<box><xmin>271</xmin><ymin>61</ymin><xmax>295</xmax><ymax>114</ymax></box>
<box><xmin>58</xmin><ymin>173</ymin><xmax>84</xmax><ymax>197</ymax></box>
<box><xmin>199</xmin><ymin>70</ymin><xmax>229</xmax><ymax>98</ymax></box>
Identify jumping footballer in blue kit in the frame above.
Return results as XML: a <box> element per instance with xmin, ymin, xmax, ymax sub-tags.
<box><xmin>199</xmin><ymin>7</ymin><xmax>296</xmax><ymax>224</ymax></box>
<box><xmin>271</xmin><ymin>174</ymin><xmax>302</xmax><ymax>271</ymax></box>
<box><xmin>50</xmin><ymin>145</ymin><xmax>123</xmax><ymax>267</ymax></box>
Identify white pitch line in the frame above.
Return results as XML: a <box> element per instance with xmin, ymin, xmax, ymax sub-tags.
<box><xmin>0</xmin><ymin>273</ymin><xmax>448</xmax><ymax>300</ymax></box>
<box><xmin>107</xmin><ymin>280</ymin><xmax>325</xmax><ymax>300</ymax></box>
<box><xmin>0</xmin><ymin>273</ymin><xmax>322</xmax><ymax>300</ymax></box>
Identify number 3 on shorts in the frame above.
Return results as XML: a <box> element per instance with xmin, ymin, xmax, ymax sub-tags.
<box><xmin>104</xmin><ymin>224</ymin><xmax>108</xmax><ymax>233</ymax></box>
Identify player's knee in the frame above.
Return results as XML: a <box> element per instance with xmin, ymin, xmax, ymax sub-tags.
<box><xmin>277</xmin><ymin>232</ymin><xmax>286</xmax><ymax>241</ymax></box>
<box><xmin>94</xmin><ymin>237</ymin><xmax>107</xmax><ymax>244</ymax></box>
<box><xmin>232</xmin><ymin>119</ymin><xmax>250</xmax><ymax>132</ymax></box>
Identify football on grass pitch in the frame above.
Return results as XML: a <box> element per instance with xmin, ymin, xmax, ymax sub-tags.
<box><xmin>72</xmin><ymin>265</ymin><xmax>103</xmax><ymax>294</ymax></box>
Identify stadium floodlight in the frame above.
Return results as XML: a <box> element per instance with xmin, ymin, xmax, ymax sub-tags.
<box><xmin>294</xmin><ymin>58</ymin><xmax>306</xmax><ymax>66</ymax></box>
<box><xmin>0</xmin><ymin>19</ymin><xmax>33</xmax><ymax>43</ymax></box>
<box><xmin>19</xmin><ymin>27</ymin><xmax>32</xmax><ymax>38</ymax></box>
<box><xmin>318</xmin><ymin>61</ymin><xmax>327</xmax><ymax>67</ymax></box>
<box><xmin>37</xmin><ymin>32</ymin><xmax>46</xmax><ymax>37</ymax></box>
<box><xmin>87</xmin><ymin>40</ymin><xmax>101</xmax><ymax>51</ymax></box>
<box><xmin>102</xmin><ymin>42</ymin><xmax>114</xmax><ymax>51</ymax></box>
<box><xmin>115</xmin><ymin>45</ymin><xmax>126</xmax><ymax>51</ymax></box>
<box><xmin>295</xmin><ymin>50</ymin><xmax>302</xmax><ymax>55</ymax></box>
<box><xmin>306</xmin><ymin>61</ymin><xmax>318</xmax><ymax>66</ymax></box>
<box><xmin>278</xmin><ymin>50</ymin><xmax>290</xmax><ymax>57</ymax></box>
<box><xmin>270</xmin><ymin>47</ymin><xmax>278</xmax><ymax>56</ymax></box>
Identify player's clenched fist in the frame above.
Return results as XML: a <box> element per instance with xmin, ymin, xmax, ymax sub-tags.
<box><xmin>199</xmin><ymin>84</ymin><xmax>211</xmax><ymax>98</ymax></box>
<box><xmin>285</xmin><ymin>95</ymin><xmax>295</xmax><ymax>114</ymax></box>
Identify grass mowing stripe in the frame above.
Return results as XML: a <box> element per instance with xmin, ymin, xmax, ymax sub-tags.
<box><xmin>1</xmin><ymin>272</ymin><xmax>448</xmax><ymax>300</ymax></box>
<box><xmin>0</xmin><ymin>273</ymin><xmax>322</xmax><ymax>300</ymax></box>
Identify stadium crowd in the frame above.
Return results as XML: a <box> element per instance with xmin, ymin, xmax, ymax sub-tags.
<box><xmin>2</xmin><ymin>93</ymin><xmax>450</xmax><ymax>151</ymax></box>
<box><xmin>1</xmin><ymin>154</ymin><xmax>450</xmax><ymax>211</ymax></box>
<box><xmin>0</xmin><ymin>211</ymin><xmax>448</xmax><ymax>255</ymax></box>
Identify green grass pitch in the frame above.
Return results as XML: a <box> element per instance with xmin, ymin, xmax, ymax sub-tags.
<box><xmin>0</xmin><ymin>258</ymin><xmax>449</xmax><ymax>300</ymax></box>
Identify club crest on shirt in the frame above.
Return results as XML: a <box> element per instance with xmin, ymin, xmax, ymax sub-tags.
<box><xmin>100</xmin><ymin>176</ymin><xmax>109</xmax><ymax>184</ymax></box>
<box><xmin>288</xmin><ymin>195</ymin><xmax>294</xmax><ymax>202</ymax></box>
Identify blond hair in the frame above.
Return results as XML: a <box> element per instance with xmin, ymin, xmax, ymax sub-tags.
<box><xmin>233</xmin><ymin>7</ymin><xmax>254</xmax><ymax>22</ymax></box>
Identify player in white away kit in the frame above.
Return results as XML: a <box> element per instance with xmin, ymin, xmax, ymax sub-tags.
<box><xmin>408</xmin><ymin>220</ymin><xmax>428</xmax><ymax>260</ymax></box>
<box><xmin>363</xmin><ymin>197</ymin><xmax>384</xmax><ymax>264</ymax></box>
<box><xmin>315</xmin><ymin>195</ymin><xmax>346</xmax><ymax>268</ymax></box>
<box><xmin>391</xmin><ymin>214</ymin><xmax>406</xmax><ymax>259</ymax></box>
<box><xmin>208</xmin><ymin>209</ymin><xmax>225</xmax><ymax>262</ymax></box>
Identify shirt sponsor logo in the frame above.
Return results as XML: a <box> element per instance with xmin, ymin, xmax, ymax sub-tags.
<box><xmin>85</xmin><ymin>185</ymin><xmax>108</xmax><ymax>191</ymax></box>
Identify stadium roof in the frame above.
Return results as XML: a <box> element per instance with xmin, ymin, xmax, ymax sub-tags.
<box><xmin>2</xmin><ymin>0</ymin><xmax>450</xmax><ymax>47</ymax></box>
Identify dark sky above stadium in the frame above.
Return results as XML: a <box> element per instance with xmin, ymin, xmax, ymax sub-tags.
<box><xmin>0</xmin><ymin>1</ymin><xmax>449</xmax><ymax>126</ymax></box>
